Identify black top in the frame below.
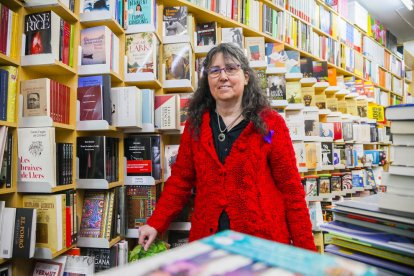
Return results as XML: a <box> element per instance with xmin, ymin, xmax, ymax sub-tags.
<box><xmin>210</xmin><ymin>110</ymin><xmax>249</xmax><ymax>231</ymax></box>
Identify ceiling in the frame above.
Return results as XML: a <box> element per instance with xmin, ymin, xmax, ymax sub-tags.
<box><xmin>357</xmin><ymin>0</ymin><xmax>414</xmax><ymax>44</ymax></box>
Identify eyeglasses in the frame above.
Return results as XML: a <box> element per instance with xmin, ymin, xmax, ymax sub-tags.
<box><xmin>207</xmin><ymin>64</ymin><xmax>241</xmax><ymax>78</ymax></box>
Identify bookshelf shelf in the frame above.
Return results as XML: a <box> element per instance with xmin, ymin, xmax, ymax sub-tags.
<box><xmin>34</xmin><ymin>244</ymin><xmax>76</xmax><ymax>260</ymax></box>
<box><xmin>0</xmin><ymin>187</ymin><xmax>16</xmax><ymax>195</ymax></box>
<box><xmin>18</xmin><ymin>116</ymin><xmax>75</xmax><ymax>130</ymax></box>
<box><xmin>0</xmin><ymin>258</ymin><xmax>8</xmax><ymax>266</ymax></box>
<box><xmin>0</xmin><ymin>0</ymin><xmax>22</xmax><ymax>10</ymax></box>
<box><xmin>0</xmin><ymin>121</ymin><xmax>17</xmax><ymax>128</ymax></box>
<box><xmin>0</xmin><ymin>53</ymin><xmax>19</xmax><ymax>66</ymax></box>
<box><xmin>77</xmin><ymin>236</ymin><xmax>121</xmax><ymax>249</ymax></box>
<box><xmin>17</xmin><ymin>182</ymin><xmax>75</xmax><ymax>193</ymax></box>
<box><xmin>80</xmin><ymin>14</ymin><xmax>124</xmax><ymax>35</ymax></box>
<box><xmin>76</xmin><ymin>179</ymin><xmax>122</xmax><ymax>190</ymax></box>
<box><xmin>76</xmin><ymin>120</ymin><xmax>117</xmax><ymax>131</ymax></box>
<box><xmin>24</xmin><ymin>1</ymin><xmax>78</xmax><ymax>23</ymax></box>
<box><xmin>21</xmin><ymin>56</ymin><xmax>76</xmax><ymax>75</ymax></box>
<box><xmin>258</xmin><ymin>0</ymin><xmax>284</xmax><ymax>13</ymax></box>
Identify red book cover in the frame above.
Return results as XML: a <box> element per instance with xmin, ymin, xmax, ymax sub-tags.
<box><xmin>77</xmin><ymin>85</ymin><xmax>103</xmax><ymax>121</ymax></box>
<box><xmin>333</xmin><ymin>122</ymin><xmax>343</xmax><ymax>141</ymax></box>
<box><xmin>65</xmin><ymin>85</ymin><xmax>70</xmax><ymax>124</ymax></box>
<box><xmin>50</xmin><ymin>79</ymin><xmax>56</xmax><ymax>122</ymax></box>
<box><xmin>66</xmin><ymin>207</ymin><xmax>71</xmax><ymax>248</ymax></box>
<box><xmin>62</xmin><ymin>21</ymin><xmax>71</xmax><ymax>65</ymax></box>
<box><xmin>58</xmin><ymin>82</ymin><xmax>63</xmax><ymax>123</ymax></box>
<box><xmin>0</xmin><ymin>5</ymin><xmax>9</xmax><ymax>55</ymax></box>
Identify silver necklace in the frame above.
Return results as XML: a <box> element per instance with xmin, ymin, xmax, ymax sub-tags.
<box><xmin>216</xmin><ymin>111</ymin><xmax>243</xmax><ymax>142</ymax></box>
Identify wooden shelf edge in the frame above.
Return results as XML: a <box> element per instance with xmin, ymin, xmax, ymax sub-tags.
<box><xmin>0</xmin><ymin>187</ymin><xmax>16</xmax><ymax>195</ymax></box>
<box><xmin>0</xmin><ymin>53</ymin><xmax>19</xmax><ymax>66</ymax></box>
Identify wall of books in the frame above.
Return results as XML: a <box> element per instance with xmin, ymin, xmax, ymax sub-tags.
<box><xmin>0</xmin><ymin>0</ymin><xmax>411</xmax><ymax>274</ymax></box>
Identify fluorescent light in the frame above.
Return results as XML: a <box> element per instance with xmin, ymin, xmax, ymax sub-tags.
<box><xmin>401</xmin><ymin>0</ymin><xmax>414</xmax><ymax>11</ymax></box>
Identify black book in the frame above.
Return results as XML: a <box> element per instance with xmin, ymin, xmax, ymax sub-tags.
<box><xmin>25</xmin><ymin>12</ymin><xmax>53</xmax><ymax>55</ymax></box>
<box><xmin>321</xmin><ymin>142</ymin><xmax>333</xmax><ymax>166</ymax></box>
<box><xmin>300</xmin><ymin>57</ymin><xmax>313</xmax><ymax>77</ymax></box>
<box><xmin>312</xmin><ymin>61</ymin><xmax>328</xmax><ymax>82</ymax></box>
<box><xmin>77</xmin><ymin>136</ymin><xmax>105</xmax><ymax>179</ymax></box>
<box><xmin>0</xmin><ymin>69</ymin><xmax>8</xmax><ymax>121</ymax></box>
<box><xmin>12</xmin><ymin>208</ymin><xmax>36</xmax><ymax>258</ymax></box>
<box><xmin>168</xmin><ymin>230</ymin><xmax>189</xmax><ymax>249</ymax></box>
<box><xmin>81</xmin><ymin>247</ymin><xmax>117</xmax><ymax>272</ymax></box>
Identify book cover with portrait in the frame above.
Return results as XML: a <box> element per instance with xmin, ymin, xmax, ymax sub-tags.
<box><xmin>126</xmin><ymin>32</ymin><xmax>158</xmax><ymax>74</ymax></box>
<box><xmin>163</xmin><ymin>43</ymin><xmax>191</xmax><ymax>81</ymax></box>
<box><xmin>80</xmin><ymin>26</ymin><xmax>108</xmax><ymax>65</ymax></box>
<box><xmin>163</xmin><ymin>6</ymin><xmax>188</xmax><ymax>37</ymax></box>
<box><xmin>127</xmin><ymin>0</ymin><xmax>154</xmax><ymax>27</ymax></box>
<box><xmin>21</xmin><ymin>78</ymin><xmax>50</xmax><ymax>117</ymax></box>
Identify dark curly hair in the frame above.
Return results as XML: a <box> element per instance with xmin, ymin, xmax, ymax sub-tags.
<box><xmin>187</xmin><ymin>43</ymin><xmax>270</xmax><ymax>137</ymax></box>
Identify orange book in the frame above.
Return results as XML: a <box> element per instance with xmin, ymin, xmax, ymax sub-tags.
<box><xmin>327</xmin><ymin>68</ymin><xmax>337</xmax><ymax>86</ymax></box>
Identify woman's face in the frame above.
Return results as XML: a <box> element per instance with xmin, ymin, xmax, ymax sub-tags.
<box><xmin>207</xmin><ymin>52</ymin><xmax>248</xmax><ymax>106</ymax></box>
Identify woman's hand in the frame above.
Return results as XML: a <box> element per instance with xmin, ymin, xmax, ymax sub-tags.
<box><xmin>138</xmin><ymin>225</ymin><xmax>158</xmax><ymax>251</ymax></box>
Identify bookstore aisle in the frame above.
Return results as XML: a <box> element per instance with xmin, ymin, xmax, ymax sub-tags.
<box><xmin>0</xmin><ymin>0</ymin><xmax>413</xmax><ymax>275</ymax></box>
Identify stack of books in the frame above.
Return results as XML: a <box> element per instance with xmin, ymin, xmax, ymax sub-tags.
<box><xmin>380</xmin><ymin>104</ymin><xmax>414</xmax><ymax>212</ymax></box>
<box><xmin>321</xmin><ymin>194</ymin><xmax>414</xmax><ymax>275</ymax></box>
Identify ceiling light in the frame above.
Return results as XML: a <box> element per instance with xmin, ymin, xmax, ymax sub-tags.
<box><xmin>401</xmin><ymin>0</ymin><xmax>413</xmax><ymax>11</ymax></box>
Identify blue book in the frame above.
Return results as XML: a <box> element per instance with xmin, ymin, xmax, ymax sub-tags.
<box><xmin>385</xmin><ymin>103</ymin><xmax>414</xmax><ymax>120</ymax></box>
<box><xmin>78</xmin><ymin>75</ymin><xmax>112</xmax><ymax>124</ymax></box>
<box><xmin>320</xmin><ymin>221</ymin><xmax>414</xmax><ymax>257</ymax></box>
<box><xmin>202</xmin><ymin>230</ymin><xmax>377</xmax><ymax>276</ymax></box>
<box><xmin>0</xmin><ymin>69</ymin><xmax>9</xmax><ymax>121</ymax></box>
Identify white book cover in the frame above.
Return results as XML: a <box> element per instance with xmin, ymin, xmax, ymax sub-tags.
<box><xmin>154</xmin><ymin>94</ymin><xmax>180</xmax><ymax>130</ymax></box>
<box><xmin>111</xmin><ymin>86</ymin><xmax>142</xmax><ymax>128</ymax></box>
<box><xmin>80</xmin><ymin>26</ymin><xmax>112</xmax><ymax>66</ymax></box>
<box><xmin>164</xmin><ymin>144</ymin><xmax>179</xmax><ymax>180</ymax></box>
<box><xmin>0</xmin><ymin>207</ymin><xmax>16</xmax><ymax>258</ymax></box>
<box><xmin>126</xmin><ymin>32</ymin><xmax>158</xmax><ymax>75</ymax></box>
<box><xmin>64</xmin><ymin>256</ymin><xmax>95</xmax><ymax>275</ymax></box>
<box><xmin>18</xmin><ymin>127</ymin><xmax>56</xmax><ymax>185</ymax></box>
<box><xmin>303</xmin><ymin>109</ymin><xmax>319</xmax><ymax>137</ymax></box>
<box><xmin>221</xmin><ymin>28</ymin><xmax>243</xmax><ymax>48</ymax></box>
<box><xmin>245</xmin><ymin>37</ymin><xmax>265</xmax><ymax>62</ymax></box>
<box><xmin>293</xmin><ymin>142</ymin><xmax>306</xmax><ymax>169</ymax></box>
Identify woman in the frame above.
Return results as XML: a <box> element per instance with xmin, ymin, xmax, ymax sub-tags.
<box><xmin>139</xmin><ymin>43</ymin><xmax>316</xmax><ymax>251</ymax></box>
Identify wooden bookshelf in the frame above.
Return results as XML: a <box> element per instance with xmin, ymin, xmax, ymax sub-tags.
<box><xmin>0</xmin><ymin>53</ymin><xmax>19</xmax><ymax>67</ymax></box>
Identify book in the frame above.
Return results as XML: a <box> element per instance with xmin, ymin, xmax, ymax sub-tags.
<box><xmin>163</xmin><ymin>43</ymin><xmax>191</xmax><ymax>81</ymax></box>
<box><xmin>12</xmin><ymin>208</ymin><xmax>37</xmax><ymax>258</ymax></box>
<box><xmin>168</xmin><ymin>230</ymin><xmax>189</xmax><ymax>248</ymax></box>
<box><xmin>77</xmin><ymin>85</ymin><xmax>103</xmax><ymax>121</ymax></box>
<box><xmin>265</xmin><ymin>42</ymin><xmax>285</xmax><ymax>69</ymax></box>
<box><xmin>286</xmin><ymin>81</ymin><xmax>301</xmax><ymax>103</ymax></box>
<box><xmin>196</xmin><ymin>22</ymin><xmax>217</xmax><ymax>46</ymax></box>
<box><xmin>64</xmin><ymin>255</ymin><xmax>95</xmax><ymax>275</ymax></box>
<box><xmin>126</xmin><ymin>32</ymin><xmax>159</xmax><ymax>75</ymax></box>
<box><xmin>79</xmin><ymin>191</ymin><xmax>108</xmax><ymax>238</ymax></box>
<box><xmin>154</xmin><ymin>94</ymin><xmax>180</xmax><ymax>130</ymax></box>
<box><xmin>33</xmin><ymin>256</ymin><xmax>66</xmax><ymax>276</ymax></box>
<box><xmin>385</xmin><ymin>104</ymin><xmax>414</xmax><ymax>120</ymax></box>
<box><xmin>163</xmin><ymin>6</ymin><xmax>188</xmax><ymax>38</ymax></box>
<box><xmin>126</xmin><ymin>184</ymin><xmax>161</xmax><ymax>228</ymax></box>
<box><xmin>126</xmin><ymin>0</ymin><xmax>155</xmax><ymax>33</ymax></box>
<box><xmin>18</xmin><ymin>127</ymin><xmax>56</xmax><ymax>185</ymax></box>
<box><xmin>80</xmin><ymin>26</ymin><xmax>111</xmax><ymax>65</ymax></box>
<box><xmin>267</xmin><ymin>75</ymin><xmax>286</xmax><ymax>101</ymax></box>
<box><xmin>164</xmin><ymin>144</ymin><xmax>179</xmax><ymax>180</ymax></box>
<box><xmin>77</xmin><ymin>136</ymin><xmax>106</xmax><ymax>179</ymax></box>
<box><xmin>0</xmin><ymin>208</ymin><xmax>16</xmax><ymax>258</ymax></box>
<box><xmin>300</xmin><ymin>57</ymin><xmax>313</xmax><ymax>77</ymax></box>
<box><xmin>81</xmin><ymin>247</ymin><xmax>117</xmax><ymax>272</ymax></box>
<box><xmin>312</xmin><ymin>61</ymin><xmax>328</xmax><ymax>82</ymax></box>
<box><xmin>245</xmin><ymin>37</ymin><xmax>265</xmax><ymax>62</ymax></box>
<box><xmin>0</xmin><ymin>66</ymin><xmax>17</xmax><ymax>122</ymax></box>
<box><xmin>110</xmin><ymin>86</ymin><xmax>142</xmax><ymax>128</ymax></box>
<box><xmin>221</xmin><ymin>27</ymin><xmax>244</xmax><ymax>48</ymax></box>
<box><xmin>24</xmin><ymin>11</ymin><xmax>61</xmax><ymax>57</ymax></box>
<box><xmin>285</xmin><ymin>50</ymin><xmax>300</xmax><ymax>73</ymax></box>
<box><xmin>22</xmin><ymin>194</ymin><xmax>65</xmax><ymax>254</ymax></box>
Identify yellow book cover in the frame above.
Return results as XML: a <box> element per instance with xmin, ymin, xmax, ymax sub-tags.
<box><xmin>357</xmin><ymin>99</ymin><xmax>368</xmax><ymax>117</ymax></box>
<box><xmin>10</xmin><ymin>11</ymin><xmax>19</xmax><ymax>59</ymax></box>
<box><xmin>346</xmin><ymin>98</ymin><xmax>358</xmax><ymax>116</ymax></box>
<box><xmin>22</xmin><ymin>194</ymin><xmax>65</xmax><ymax>254</ymax></box>
<box><xmin>338</xmin><ymin>99</ymin><xmax>347</xmax><ymax>114</ymax></box>
<box><xmin>0</xmin><ymin>66</ymin><xmax>18</xmax><ymax>122</ymax></box>
<box><xmin>326</xmin><ymin>97</ymin><xmax>338</xmax><ymax>112</ymax></box>
<box><xmin>315</xmin><ymin>93</ymin><xmax>327</xmax><ymax>109</ymax></box>
<box><xmin>368</xmin><ymin>104</ymin><xmax>385</xmax><ymax>122</ymax></box>
<box><xmin>286</xmin><ymin>81</ymin><xmax>301</xmax><ymax>103</ymax></box>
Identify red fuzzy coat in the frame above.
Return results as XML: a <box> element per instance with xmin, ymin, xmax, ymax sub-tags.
<box><xmin>147</xmin><ymin>109</ymin><xmax>316</xmax><ymax>251</ymax></box>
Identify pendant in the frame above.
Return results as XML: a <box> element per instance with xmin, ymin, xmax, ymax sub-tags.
<box><xmin>218</xmin><ymin>133</ymin><xmax>226</xmax><ymax>142</ymax></box>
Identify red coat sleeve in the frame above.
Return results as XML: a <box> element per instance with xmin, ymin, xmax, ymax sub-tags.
<box><xmin>268</xmin><ymin>113</ymin><xmax>317</xmax><ymax>251</ymax></box>
<box><xmin>146</xmin><ymin>122</ymin><xmax>196</xmax><ymax>233</ymax></box>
